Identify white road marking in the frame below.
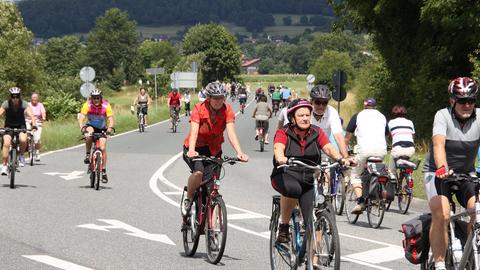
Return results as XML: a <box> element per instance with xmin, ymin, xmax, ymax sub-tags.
<box><xmin>164</xmin><ymin>191</ymin><xmax>183</xmax><ymax>195</ymax></box>
<box><xmin>341</xmin><ymin>256</ymin><xmax>393</xmax><ymax>270</ymax></box>
<box><xmin>44</xmin><ymin>170</ymin><xmax>84</xmax><ymax>180</ymax></box>
<box><xmin>345</xmin><ymin>246</ymin><xmax>405</xmax><ymax>264</ymax></box>
<box><xmin>77</xmin><ymin>219</ymin><xmax>175</xmax><ymax>245</ymax></box>
<box><xmin>22</xmin><ymin>255</ymin><xmax>93</xmax><ymax>270</ymax></box>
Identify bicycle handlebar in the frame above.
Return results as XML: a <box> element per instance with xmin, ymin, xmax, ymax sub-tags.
<box><xmin>443</xmin><ymin>173</ymin><xmax>480</xmax><ymax>185</ymax></box>
<box><xmin>190</xmin><ymin>155</ymin><xmax>242</xmax><ymax>165</ymax></box>
<box><xmin>0</xmin><ymin>127</ymin><xmax>32</xmax><ymax>134</ymax></box>
<box><xmin>277</xmin><ymin>158</ymin><xmax>343</xmax><ymax>171</ymax></box>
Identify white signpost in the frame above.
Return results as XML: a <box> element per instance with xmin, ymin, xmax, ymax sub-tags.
<box><xmin>306</xmin><ymin>74</ymin><xmax>315</xmax><ymax>92</ymax></box>
<box><xmin>146</xmin><ymin>67</ymin><xmax>165</xmax><ymax>112</ymax></box>
<box><xmin>79</xmin><ymin>66</ymin><xmax>96</xmax><ymax>98</ymax></box>
<box><xmin>170</xmin><ymin>72</ymin><xmax>197</xmax><ymax>89</ymax></box>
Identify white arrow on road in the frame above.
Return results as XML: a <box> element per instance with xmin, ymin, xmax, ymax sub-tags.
<box><xmin>44</xmin><ymin>171</ymin><xmax>84</xmax><ymax>180</ymax></box>
<box><xmin>77</xmin><ymin>219</ymin><xmax>175</xmax><ymax>245</ymax></box>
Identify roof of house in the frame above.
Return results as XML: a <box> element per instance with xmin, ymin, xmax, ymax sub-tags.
<box><xmin>241</xmin><ymin>58</ymin><xmax>261</xmax><ymax>67</ymax></box>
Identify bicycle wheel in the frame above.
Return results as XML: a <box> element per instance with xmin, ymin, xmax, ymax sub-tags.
<box><xmin>367</xmin><ymin>185</ymin><xmax>386</xmax><ymax>229</ymax></box>
<box><xmin>206</xmin><ymin>196</ymin><xmax>228</xmax><ymax>264</ymax></box>
<box><xmin>9</xmin><ymin>149</ymin><xmax>16</xmax><ymax>189</ymax></box>
<box><xmin>307</xmin><ymin>210</ymin><xmax>340</xmax><ymax>270</ymax></box>
<box><xmin>270</xmin><ymin>202</ymin><xmax>297</xmax><ymax>270</ymax></box>
<box><xmin>397</xmin><ymin>175</ymin><xmax>412</xmax><ymax>214</ymax></box>
<box><xmin>183</xmin><ymin>194</ymin><xmax>200</xmax><ymax>257</ymax></box>
<box><xmin>94</xmin><ymin>152</ymin><xmax>101</xmax><ymax>190</ymax></box>
<box><xmin>260</xmin><ymin>139</ymin><xmax>265</xmax><ymax>152</ymax></box>
<box><xmin>334</xmin><ymin>173</ymin><xmax>346</xmax><ymax>216</ymax></box>
<box><xmin>344</xmin><ymin>182</ymin><xmax>359</xmax><ymax>224</ymax></box>
<box><xmin>29</xmin><ymin>137</ymin><xmax>34</xmax><ymax>166</ymax></box>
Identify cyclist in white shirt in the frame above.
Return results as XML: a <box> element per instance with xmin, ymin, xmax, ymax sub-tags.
<box><xmin>345</xmin><ymin>97</ymin><xmax>388</xmax><ymax>214</ymax></box>
<box><xmin>387</xmin><ymin>105</ymin><xmax>415</xmax><ymax>178</ymax></box>
<box><xmin>309</xmin><ymin>85</ymin><xmax>349</xmax><ymax>160</ymax></box>
<box><xmin>277</xmin><ymin>96</ymin><xmax>293</xmax><ymax>130</ymax></box>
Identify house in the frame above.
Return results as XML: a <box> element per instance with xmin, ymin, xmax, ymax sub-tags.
<box><xmin>241</xmin><ymin>58</ymin><xmax>261</xmax><ymax>74</ymax></box>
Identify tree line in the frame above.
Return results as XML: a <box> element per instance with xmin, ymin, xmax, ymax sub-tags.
<box><xmin>18</xmin><ymin>0</ymin><xmax>333</xmax><ymax>37</ymax></box>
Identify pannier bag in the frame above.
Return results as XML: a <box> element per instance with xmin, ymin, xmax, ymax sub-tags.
<box><xmin>401</xmin><ymin>213</ymin><xmax>431</xmax><ymax>264</ymax></box>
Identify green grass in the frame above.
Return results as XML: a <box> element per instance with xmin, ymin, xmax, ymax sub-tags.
<box><xmin>272</xmin><ymin>14</ymin><xmax>335</xmax><ymax>26</ymax></box>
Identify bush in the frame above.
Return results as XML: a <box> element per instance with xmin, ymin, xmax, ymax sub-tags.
<box><xmin>43</xmin><ymin>91</ymin><xmax>82</xmax><ymax>120</ymax></box>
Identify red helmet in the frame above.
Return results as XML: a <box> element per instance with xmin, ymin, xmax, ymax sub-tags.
<box><xmin>448</xmin><ymin>77</ymin><xmax>478</xmax><ymax>100</ymax></box>
<box><xmin>287</xmin><ymin>98</ymin><xmax>313</xmax><ymax>121</ymax></box>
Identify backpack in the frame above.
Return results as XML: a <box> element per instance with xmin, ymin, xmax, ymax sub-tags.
<box><xmin>401</xmin><ymin>213</ymin><xmax>431</xmax><ymax>264</ymax></box>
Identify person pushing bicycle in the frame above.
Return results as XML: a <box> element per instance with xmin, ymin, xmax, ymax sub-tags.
<box><xmin>78</xmin><ymin>88</ymin><xmax>114</xmax><ymax>183</ymax></box>
<box><xmin>423</xmin><ymin>77</ymin><xmax>480</xmax><ymax>270</ymax></box>
<box><xmin>0</xmin><ymin>87</ymin><xmax>37</xmax><ymax>174</ymax></box>
<box><xmin>181</xmin><ymin>81</ymin><xmax>248</xmax><ymax>216</ymax></box>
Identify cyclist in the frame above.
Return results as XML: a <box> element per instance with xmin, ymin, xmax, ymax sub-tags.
<box><xmin>230</xmin><ymin>83</ymin><xmax>236</xmax><ymax>100</ymax></box>
<box><xmin>0</xmin><ymin>87</ymin><xmax>37</xmax><ymax>173</ymax></box>
<box><xmin>26</xmin><ymin>92</ymin><xmax>46</xmax><ymax>161</ymax></box>
<box><xmin>181</xmin><ymin>82</ymin><xmax>249</xmax><ymax>216</ymax></box>
<box><xmin>271</xmin><ymin>87</ymin><xmax>282</xmax><ymax>112</ymax></box>
<box><xmin>167</xmin><ymin>88</ymin><xmax>181</xmax><ymax>130</ymax></box>
<box><xmin>310</xmin><ymin>85</ymin><xmax>349</xmax><ymax>160</ymax></box>
<box><xmin>238</xmin><ymin>85</ymin><xmax>248</xmax><ymax>106</ymax></box>
<box><xmin>277</xmin><ymin>96</ymin><xmax>293</xmax><ymax>130</ymax></box>
<box><xmin>280</xmin><ymin>85</ymin><xmax>292</xmax><ymax>107</ymax></box>
<box><xmin>78</xmin><ymin>88</ymin><xmax>114</xmax><ymax>183</ymax></box>
<box><xmin>252</xmin><ymin>94</ymin><xmax>272</xmax><ymax>144</ymax></box>
<box><xmin>271</xmin><ymin>98</ymin><xmax>352</xmax><ymax>244</ymax></box>
<box><xmin>387</xmin><ymin>105</ymin><xmax>415</xmax><ymax>179</ymax></box>
<box><xmin>344</xmin><ymin>97</ymin><xmax>387</xmax><ymax>214</ymax></box>
<box><xmin>132</xmin><ymin>87</ymin><xmax>151</xmax><ymax>126</ymax></box>
<box><xmin>255</xmin><ymin>87</ymin><xmax>264</xmax><ymax>102</ymax></box>
<box><xmin>183</xmin><ymin>90</ymin><xmax>191</xmax><ymax>116</ymax></box>
<box><xmin>268</xmin><ymin>83</ymin><xmax>276</xmax><ymax>97</ymax></box>
<box><xmin>423</xmin><ymin>77</ymin><xmax>480</xmax><ymax>270</ymax></box>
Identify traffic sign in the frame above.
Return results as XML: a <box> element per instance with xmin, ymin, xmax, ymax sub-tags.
<box><xmin>332</xmin><ymin>70</ymin><xmax>347</xmax><ymax>87</ymax></box>
<box><xmin>80</xmin><ymin>82</ymin><xmax>95</xmax><ymax>98</ymax></box>
<box><xmin>332</xmin><ymin>87</ymin><xmax>347</xmax><ymax>102</ymax></box>
<box><xmin>146</xmin><ymin>67</ymin><xmax>164</xmax><ymax>75</ymax></box>
<box><xmin>306</xmin><ymin>74</ymin><xmax>315</xmax><ymax>83</ymax></box>
<box><xmin>80</xmin><ymin>66</ymin><xmax>95</xmax><ymax>82</ymax></box>
<box><xmin>170</xmin><ymin>72</ymin><xmax>197</xmax><ymax>88</ymax></box>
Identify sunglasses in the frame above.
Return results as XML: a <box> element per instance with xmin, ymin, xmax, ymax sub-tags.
<box><xmin>313</xmin><ymin>100</ymin><xmax>328</xmax><ymax>106</ymax></box>
<box><xmin>11</xmin><ymin>95</ymin><xmax>20</xmax><ymax>99</ymax></box>
<box><xmin>457</xmin><ymin>98</ymin><xmax>476</xmax><ymax>105</ymax></box>
<box><xmin>92</xmin><ymin>96</ymin><xmax>101</xmax><ymax>100</ymax></box>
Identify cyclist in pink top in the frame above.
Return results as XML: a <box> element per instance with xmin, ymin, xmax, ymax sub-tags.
<box><xmin>26</xmin><ymin>93</ymin><xmax>46</xmax><ymax>161</ymax></box>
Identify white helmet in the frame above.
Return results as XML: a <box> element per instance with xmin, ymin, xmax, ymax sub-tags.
<box><xmin>90</xmin><ymin>88</ymin><xmax>102</xmax><ymax>96</ymax></box>
<box><xmin>8</xmin><ymin>87</ymin><xmax>21</xmax><ymax>95</ymax></box>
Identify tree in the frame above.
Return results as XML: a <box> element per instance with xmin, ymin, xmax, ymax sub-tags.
<box><xmin>86</xmin><ymin>8</ymin><xmax>141</xmax><ymax>83</ymax></box>
<box><xmin>309</xmin><ymin>50</ymin><xmax>354</xmax><ymax>87</ymax></box>
<box><xmin>182</xmin><ymin>23</ymin><xmax>241</xmax><ymax>85</ymax></box>
<box><xmin>300</xmin><ymin>15</ymin><xmax>309</xmax><ymax>25</ymax></box>
<box><xmin>139</xmin><ymin>40</ymin><xmax>180</xmax><ymax>72</ymax></box>
<box><xmin>282</xmin><ymin>16</ymin><xmax>292</xmax><ymax>26</ymax></box>
<box><xmin>0</xmin><ymin>2</ymin><xmax>43</xmax><ymax>96</ymax></box>
<box><xmin>38</xmin><ymin>36</ymin><xmax>84</xmax><ymax>77</ymax></box>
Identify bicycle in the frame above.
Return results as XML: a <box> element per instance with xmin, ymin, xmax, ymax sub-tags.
<box><xmin>256</xmin><ymin>116</ymin><xmax>269</xmax><ymax>152</ymax></box>
<box><xmin>272</xmin><ymin>101</ymin><xmax>280</xmax><ymax>116</ymax></box>
<box><xmin>181</xmin><ymin>155</ymin><xmax>240</xmax><ymax>264</ymax></box>
<box><xmin>270</xmin><ymin>158</ymin><xmax>341</xmax><ymax>270</ymax></box>
<box><xmin>386</xmin><ymin>156</ymin><xmax>420</xmax><ymax>214</ymax></box>
<box><xmin>83</xmin><ymin>130</ymin><xmax>113</xmax><ymax>190</ymax></box>
<box><xmin>27</xmin><ymin>129</ymin><xmax>35</xmax><ymax>166</ymax></box>
<box><xmin>170</xmin><ymin>106</ymin><xmax>180</xmax><ymax>133</ymax></box>
<box><xmin>330</xmin><ymin>165</ymin><xmax>347</xmax><ymax>216</ymax></box>
<box><xmin>0</xmin><ymin>128</ymin><xmax>30</xmax><ymax>189</ymax></box>
<box><xmin>137</xmin><ymin>104</ymin><xmax>147</xmax><ymax>133</ymax></box>
<box><xmin>416</xmin><ymin>174</ymin><xmax>480</xmax><ymax>270</ymax></box>
<box><xmin>344</xmin><ymin>156</ymin><xmax>391</xmax><ymax>228</ymax></box>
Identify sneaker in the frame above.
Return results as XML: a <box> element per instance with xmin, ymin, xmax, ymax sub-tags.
<box><xmin>101</xmin><ymin>171</ymin><xmax>108</xmax><ymax>183</ymax></box>
<box><xmin>255</xmin><ymin>135</ymin><xmax>259</xmax><ymax>141</ymax></box>
<box><xmin>19</xmin><ymin>156</ymin><xmax>25</xmax><ymax>167</ymax></box>
<box><xmin>351</xmin><ymin>203</ymin><xmax>366</xmax><ymax>215</ymax></box>
<box><xmin>182</xmin><ymin>198</ymin><xmax>192</xmax><ymax>216</ymax></box>
<box><xmin>276</xmin><ymin>223</ymin><xmax>290</xmax><ymax>243</ymax></box>
<box><xmin>1</xmin><ymin>165</ymin><xmax>7</xmax><ymax>175</ymax></box>
<box><xmin>84</xmin><ymin>153</ymin><xmax>90</xmax><ymax>164</ymax></box>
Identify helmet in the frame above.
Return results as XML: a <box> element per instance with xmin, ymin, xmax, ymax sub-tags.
<box><xmin>287</xmin><ymin>98</ymin><xmax>313</xmax><ymax>120</ymax></box>
<box><xmin>90</xmin><ymin>88</ymin><xmax>102</xmax><ymax>96</ymax></box>
<box><xmin>363</xmin><ymin>97</ymin><xmax>377</xmax><ymax>107</ymax></box>
<box><xmin>205</xmin><ymin>82</ymin><xmax>227</xmax><ymax>97</ymax></box>
<box><xmin>448</xmin><ymin>77</ymin><xmax>478</xmax><ymax>100</ymax></box>
<box><xmin>310</xmin><ymin>85</ymin><xmax>331</xmax><ymax>100</ymax></box>
<box><xmin>8</xmin><ymin>87</ymin><xmax>21</xmax><ymax>95</ymax></box>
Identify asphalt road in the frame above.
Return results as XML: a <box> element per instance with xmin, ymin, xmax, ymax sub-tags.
<box><xmin>0</xmin><ymin>96</ymin><xmax>429</xmax><ymax>270</ymax></box>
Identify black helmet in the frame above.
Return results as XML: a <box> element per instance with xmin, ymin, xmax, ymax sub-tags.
<box><xmin>310</xmin><ymin>85</ymin><xmax>331</xmax><ymax>100</ymax></box>
<box><xmin>205</xmin><ymin>82</ymin><xmax>227</xmax><ymax>97</ymax></box>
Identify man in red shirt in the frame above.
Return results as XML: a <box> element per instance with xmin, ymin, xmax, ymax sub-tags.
<box><xmin>181</xmin><ymin>82</ymin><xmax>249</xmax><ymax>215</ymax></box>
<box><xmin>167</xmin><ymin>88</ymin><xmax>182</xmax><ymax>130</ymax></box>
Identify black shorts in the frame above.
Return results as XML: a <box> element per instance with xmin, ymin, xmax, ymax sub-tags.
<box><xmin>137</xmin><ymin>105</ymin><xmax>148</xmax><ymax>115</ymax></box>
<box><xmin>3</xmin><ymin>125</ymin><xmax>27</xmax><ymax>138</ymax></box>
<box><xmin>183</xmin><ymin>146</ymin><xmax>222</xmax><ymax>181</ymax></box>
<box><xmin>434</xmin><ymin>176</ymin><xmax>476</xmax><ymax>208</ymax></box>
<box><xmin>185</xmin><ymin>102</ymin><xmax>190</xmax><ymax>111</ymax></box>
<box><xmin>85</xmin><ymin>124</ymin><xmax>106</xmax><ymax>134</ymax></box>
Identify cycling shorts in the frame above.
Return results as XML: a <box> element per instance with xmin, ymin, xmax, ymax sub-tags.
<box><xmin>137</xmin><ymin>104</ymin><xmax>148</xmax><ymax>115</ymax></box>
<box><xmin>85</xmin><ymin>124</ymin><xmax>107</xmax><ymax>134</ymax></box>
<box><xmin>239</xmin><ymin>97</ymin><xmax>247</xmax><ymax>104</ymax></box>
<box><xmin>424</xmin><ymin>172</ymin><xmax>476</xmax><ymax>208</ymax></box>
<box><xmin>183</xmin><ymin>146</ymin><xmax>221</xmax><ymax>181</ymax></box>
<box><xmin>255</xmin><ymin>120</ymin><xmax>269</xmax><ymax>133</ymax></box>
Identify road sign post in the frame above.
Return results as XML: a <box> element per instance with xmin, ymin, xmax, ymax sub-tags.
<box><xmin>306</xmin><ymin>74</ymin><xmax>315</xmax><ymax>92</ymax></box>
<box><xmin>79</xmin><ymin>66</ymin><xmax>96</xmax><ymax>98</ymax></box>
<box><xmin>146</xmin><ymin>67</ymin><xmax>165</xmax><ymax>112</ymax></box>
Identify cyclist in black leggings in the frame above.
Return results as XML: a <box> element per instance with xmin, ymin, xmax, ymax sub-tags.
<box><xmin>271</xmin><ymin>98</ymin><xmax>354</xmax><ymax>243</ymax></box>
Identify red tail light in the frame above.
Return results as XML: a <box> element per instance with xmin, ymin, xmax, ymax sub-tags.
<box><xmin>409</xmin><ymin>179</ymin><xmax>414</xmax><ymax>188</ymax></box>
<box><xmin>405</xmin><ymin>169</ymin><xmax>413</xmax><ymax>174</ymax></box>
<box><xmin>378</xmin><ymin>177</ymin><xmax>388</xmax><ymax>183</ymax></box>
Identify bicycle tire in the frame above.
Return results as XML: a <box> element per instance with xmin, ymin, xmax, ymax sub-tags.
<box><xmin>307</xmin><ymin>210</ymin><xmax>340</xmax><ymax>270</ymax></box>
<box><xmin>9</xmin><ymin>149</ymin><xmax>16</xmax><ymax>189</ymax></box>
<box><xmin>269</xmin><ymin>202</ymin><xmax>297</xmax><ymax>270</ymax></box>
<box><xmin>398</xmin><ymin>175</ymin><xmax>412</xmax><ymax>214</ymax></box>
<box><xmin>260</xmin><ymin>139</ymin><xmax>265</xmax><ymax>152</ymax></box>
<box><xmin>206</xmin><ymin>196</ymin><xmax>228</xmax><ymax>264</ymax></box>
<box><xmin>367</xmin><ymin>184</ymin><xmax>386</xmax><ymax>229</ymax></box>
<box><xmin>334</xmin><ymin>173</ymin><xmax>346</xmax><ymax>216</ymax></box>
<box><xmin>183</xmin><ymin>194</ymin><xmax>200</xmax><ymax>257</ymax></box>
<box><xmin>95</xmin><ymin>152</ymin><xmax>101</xmax><ymax>190</ymax></box>
<box><xmin>344</xmin><ymin>182</ymin><xmax>359</xmax><ymax>224</ymax></box>
<box><xmin>29</xmin><ymin>137</ymin><xmax>34</xmax><ymax>166</ymax></box>
<box><xmin>89</xmin><ymin>166</ymin><xmax>95</xmax><ymax>188</ymax></box>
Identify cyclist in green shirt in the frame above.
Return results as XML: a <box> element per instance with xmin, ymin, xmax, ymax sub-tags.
<box><xmin>271</xmin><ymin>87</ymin><xmax>282</xmax><ymax>113</ymax></box>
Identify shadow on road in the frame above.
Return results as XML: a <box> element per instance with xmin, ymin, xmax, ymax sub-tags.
<box><xmin>2</xmin><ymin>184</ymin><xmax>37</xmax><ymax>189</ymax></box>
<box><xmin>78</xmin><ymin>185</ymin><xmax>112</xmax><ymax>190</ymax></box>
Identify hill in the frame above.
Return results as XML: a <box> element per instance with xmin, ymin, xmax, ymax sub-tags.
<box><xmin>18</xmin><ymin>0</ymin><xmax>334</xmax><ymax>38</ymax></box>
